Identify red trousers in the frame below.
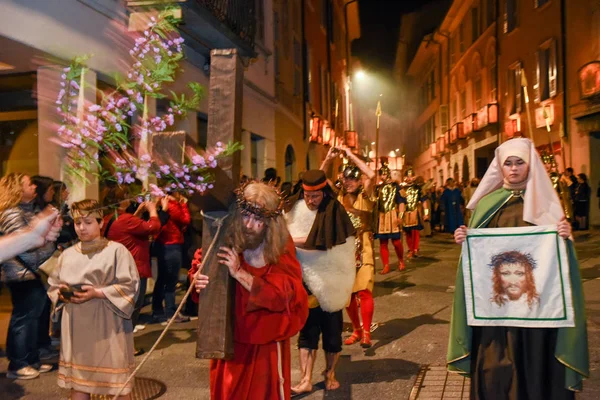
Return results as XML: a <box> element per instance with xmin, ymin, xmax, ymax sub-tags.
<box><xmin>345</xmin><ymin>290</ymin><xmax>374</xmax><ymax>332</ymax></box>
<box><xmin>405</xmin><ymin>230</ymin><xmax>420</xmax><ymax>253</ymax></box>
<box><xmin>379</xmin><ymin>238</ymin><xmax>404</xmax><ymax>266</ymax></box>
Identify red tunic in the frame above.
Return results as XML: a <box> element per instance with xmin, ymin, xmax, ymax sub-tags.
<box><xmin>209</xmin><ymin>240</ymin><xmax>309</xmax><ymax>400</ymax></box>
<box><xmin>103</xmin><ymin>213</ymin><xmax>161</xmax><ymax>278</ymax></box>
<box><xmin>156</xmin><ymin>200</ymin><xmax>190</xmax><ymax>245</ymax></box>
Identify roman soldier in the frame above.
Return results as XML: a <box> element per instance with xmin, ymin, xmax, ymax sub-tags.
<box><xmin>374</xmin><ymin>160</ymin><xmax>406</xmax><ymax>274</ymax></box>
<box><xmin>400</xmin><ymin>168</ymin><xmax>430</xmax><ymax>258</ymax></box>
<box><xmin>541</xmin><ymin>151</ymin><xmax>574</xmax><ymax>221</ymax></box>
<box><xmin>321</xmin><ymin>146</ymin><xmax>377</xmax><ymax>348</ymax></box>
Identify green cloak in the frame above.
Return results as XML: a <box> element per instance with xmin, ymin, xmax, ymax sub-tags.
<box><xmin>446</xmin><ymin>188</ymin><xmax>589</xmax><ymax>391</ymax></box>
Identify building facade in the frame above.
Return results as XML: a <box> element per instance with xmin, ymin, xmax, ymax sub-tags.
<box><xmin>0</xmin><ymin>0</ymin><xmax>272</xmax><ymax>194</ymax></box>
<box><xmin>565</xmin><ymin>0</ymin><xmax>600</xmax><ymax>225</ymax></box>
<box><xmin>273</xmin><ymin>0</ymin><xmax>305</xmax><ymax>183</ymax></box>
<box><xmin>303</xmin><ymin>0</ymin><xmax>360</xmax><ymax>175</ymax></box>
<box><xmin>403</xmin><ymin>0</ymin><xmax>500</xmax><ymax>186</ymax></box>
<box><xmin>402</xmin><ymin>0</ymin><xmax>599</xmax><ymax>225</ymax></box>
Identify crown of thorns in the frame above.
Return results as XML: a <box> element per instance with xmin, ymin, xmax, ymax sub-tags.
<box><xmin>234</xmin><ymin>181</ymin><xmax>284</xmax><ymax>219</ymax></box>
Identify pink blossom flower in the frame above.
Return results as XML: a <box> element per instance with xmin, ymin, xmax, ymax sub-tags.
<box><xmin>191</xmin><ymin>155</ymin><xmax>205</xmax><ymax>165</ymax></box>
<box><xmin>149</xmin><ymin>184</ymin><xmax>165</xmax><ymax>197</ymax></box>
<box><xmin>88</xmin><ymin>104</ymin><xmax>101</xmax><ymax>112</ymax></box>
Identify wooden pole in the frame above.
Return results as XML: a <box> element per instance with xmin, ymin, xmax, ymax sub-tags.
<box><xmin>375</xmin><ymin>100</ymin><xmax>381</xmax><ymax>174</ymax></box>
<box><xmin>520</xmin><ymin>69</ymin><xmax>535</xmax><ymax>144</ymax></box>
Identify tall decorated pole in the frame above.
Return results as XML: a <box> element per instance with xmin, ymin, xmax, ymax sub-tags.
<box><xmin>520</xmin><ymin>69</ymin><xmax>535</xmax><ymax>144</ymax></box>
<box><xmin>375</xmin><ymin>99</ymin><xmax>382</xmax><ymax>173</ymax></box>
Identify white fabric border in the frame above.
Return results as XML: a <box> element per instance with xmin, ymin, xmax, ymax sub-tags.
<box><xmin>461</xmin><ymin>225</ymin><xmax>574</xmax><ymax>328</ymax></box>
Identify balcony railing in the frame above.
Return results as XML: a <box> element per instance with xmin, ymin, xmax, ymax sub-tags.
<box><xmin>195</xmin><ymin>0</ymin><xmax>256</xmax><ymax>48</ymax></box>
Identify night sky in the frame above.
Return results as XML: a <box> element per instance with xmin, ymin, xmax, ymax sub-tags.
<box><xmin>353</xmin><ymin>0</ymin><xmax>448</xmax><ymax>75</ymax></box>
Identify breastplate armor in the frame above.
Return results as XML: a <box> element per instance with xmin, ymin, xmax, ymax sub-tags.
<box><xmin>378</xmin><ymin>183</ymin><xmax>397</xmax><ymax>213</ymax></box>
<box><xmin>405</xmin><ymin>185</ymin><xmax>421</xmax><ymax>212</ymax></box>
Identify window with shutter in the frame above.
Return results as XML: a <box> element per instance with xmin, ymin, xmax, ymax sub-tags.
<box><xmin>451</xmin><ymin>96</ymin><xmax>457</xmax><ymax>125</ymax></box>
<box><xmin>475</xmin><ymin>73</ymin><xmax>483</xmax><ymax>110</ymax></box>
<box><xmin>440</xmin><ymin>104</ymin><xmax>449</xmax><ymax>133</ymax></box>
<box><xmin>535</xmin><ymin>39</ymin><xmax>557</xmax><ymax>102</ymax></box>
<box><xmin>504</xmin><ymin>0</ymin><xmax>517</xmax><ymax>34</ymax></box>
<box><xmin>549</xmin><ymin>39</ymin><xmax>558</xmax><ymax>97</ymax></box>
<box><xmin>515</xmin><ymin>63</ymin><xmax>522</xmax><ymax>113</ymax></box>
<box><xmin>460</xmin><ymin>90</ymin><xmax>467</xmax><ymax>119</ymax></box>
<box><xmin>490</xmin><ymin>63</ymin><xmax>498</xmax><ymax>101</ymax></box>
<box><xmin>508</xmin><ymin>62</ymin><xmax>522</xmax><ymax>115</ymax></box>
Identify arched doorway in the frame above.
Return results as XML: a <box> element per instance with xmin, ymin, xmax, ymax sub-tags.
<box><xmin>453</xmin><ymin>163</ymin><xmax>460</xmax><ymax>182</ymax></box>
<box><xmin>462</xmin><ymin>156</ymin><xmax>470</xmax><ymax>184</ymax></box>
<box><xmin>285</xmin><ymin>145</ymin><xmax>296</xmax><ymax>182</ymax></box>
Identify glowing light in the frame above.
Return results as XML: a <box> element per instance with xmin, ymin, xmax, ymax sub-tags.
<box><xmin>371</xmin><ymin>141</ymin><xmax>376</xmax><ymax>145</ymax></box>
<box><xmin>355</xmin><ymin>70</ymin><xmax>366</xmax><ymax>80</ymax></box>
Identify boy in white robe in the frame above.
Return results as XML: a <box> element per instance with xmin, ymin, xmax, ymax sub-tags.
<box><xmin>48</xmin><ymin>199</ymin><xmax>139</xmax><ymax>399</ymax></box>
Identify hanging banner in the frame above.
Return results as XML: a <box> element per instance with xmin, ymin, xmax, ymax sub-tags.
<box><xmin>462</xmin><ymin>225</ymin><xmax>573</xmax><ymax>328</ymax></box>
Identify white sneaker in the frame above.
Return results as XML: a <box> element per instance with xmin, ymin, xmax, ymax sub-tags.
<box><xmin>7</xmin><ymin>366</ymin><xmax>40</xmax><ymax>380</ymax></box>
<box><xmin>134</xmin><ymin>324</ymin><xmax>146</xmax><ymax>332</ymax></box>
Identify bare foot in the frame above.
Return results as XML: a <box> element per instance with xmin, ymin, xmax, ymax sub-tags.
<box><xmin>323</xmin><ymin>371</ymin><xmax>340</xmax><ymax>391</ymax></box>
<box><xmin>291</xmin><ymin>379</ymin><xmax>313</xmax><ymax>395</ymax></box>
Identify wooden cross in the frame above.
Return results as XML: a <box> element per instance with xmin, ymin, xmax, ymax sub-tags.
<box><xmin>193</xmin><ymin>49</ymin><xmax>243</xmax><ymax>360</ymax></box>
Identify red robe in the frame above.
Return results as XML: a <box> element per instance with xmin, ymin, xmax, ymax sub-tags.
<box><xmin>209</xmin><ymin>240</ymin><xmax>309</xmax><ymax>400</ymax></box>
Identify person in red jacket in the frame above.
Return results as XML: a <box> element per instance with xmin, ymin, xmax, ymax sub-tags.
<box><xmin>152</xmin><ymin>192</ymin><xmax>191</xmax><ymax>323</ymax></box>
<box><xmin>103</xmin><ymin>192</ymin><xmax>164</xmax><ymax>355</ymax></box>
<box><xmin>195</xmin><ymin>181</ymin><xmax>308</xmax><ymax>400</ymax></box>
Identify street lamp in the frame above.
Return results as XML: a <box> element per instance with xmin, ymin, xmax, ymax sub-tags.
<box><xmin>355</xmin><ymin>70</ymin><xmax>366</xmax><ymax>80</ymax></box>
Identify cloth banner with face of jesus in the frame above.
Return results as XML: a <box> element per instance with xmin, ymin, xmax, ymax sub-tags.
<box><xmin>461</xmin><ymin>225</ymin><xmax>574</xmax><ymax>328</ymax></box>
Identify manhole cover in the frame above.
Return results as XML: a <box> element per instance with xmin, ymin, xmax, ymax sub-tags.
<box><xmin>89</xmin><ymin>377</ymin><xmax>167</xmax><ymax>400</ymax></box>
<box><xmin>409</xmin><ymin>365</ymin><xmax>470</xmax><ymax>400</ymax></box>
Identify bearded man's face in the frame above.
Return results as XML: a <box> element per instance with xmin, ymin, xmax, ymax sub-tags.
<box><xmin>241</xmin><ymin>214</ymin><xmax>267</xmax><ymax>250</ymax></box>
<box><xmin>499</xmin><ymin>263</ymin><xmax>527</xmax><ymax>300</ymax></box>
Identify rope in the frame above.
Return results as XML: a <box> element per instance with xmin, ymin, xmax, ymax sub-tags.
<box><xmin>112</xmin><ymin>212</ymin><xmax>229</xmax><ymax>398</ymax></box>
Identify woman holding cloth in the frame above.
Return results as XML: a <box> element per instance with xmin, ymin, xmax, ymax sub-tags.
<box><xmin>447</xmin><ymin>138</ymin><xmax>588</xmax><ymax>399</ymax></box>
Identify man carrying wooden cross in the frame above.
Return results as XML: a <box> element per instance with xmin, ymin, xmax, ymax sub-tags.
<box><xmin>285</xmin><ymin>169</ymin><xmax>356</xmax><ymax>393</ymax></box>
<box><xmin>195</xmin><ymin>181</ymin><xmax>308</xmax><ymax>400</ymax></box>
